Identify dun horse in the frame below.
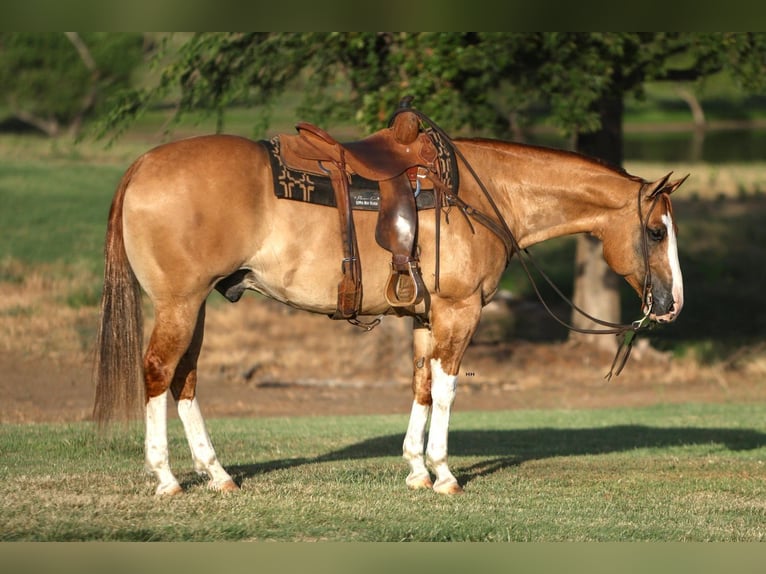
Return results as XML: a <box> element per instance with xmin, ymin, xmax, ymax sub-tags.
<box><xmin>94</xmin><ymin>108</ymin><xmax>685</xmax><ymax>495</ymax></box>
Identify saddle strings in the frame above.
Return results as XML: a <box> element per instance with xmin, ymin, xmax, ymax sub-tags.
<box><xmin>392</xmin><ymin>103</ymin><xmax>661</xmax><ymax>377</ymax></box>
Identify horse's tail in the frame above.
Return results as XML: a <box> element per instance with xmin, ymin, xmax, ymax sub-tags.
<box><xmin>93</xmin><ymin>158</ymin><xmax>145</xmax><ymax>427</ymax></box>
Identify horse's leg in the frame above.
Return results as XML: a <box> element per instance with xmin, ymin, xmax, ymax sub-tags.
<box><xmin>425</xmin><ymin>357</ymin><xmax>463</xmax><ymax>494</ymax></box>
<box><xmin>170</xmin><ymin>302</ymin><xmax>237</xmax><ymax>492</ymax></box>
<box><xmin>143</xmin><ymin>298</ymin><xmax>205</xmax><ymax>495</ymax></box>
<box><xmin>425</xmin><ymin>297</ymin><xmax>482</xmax><ymax>494</ymax></box>
<box><xmin>402</xmin><ymin>321</ymin><xmax>434</xmax><ymax>490</ymax></box>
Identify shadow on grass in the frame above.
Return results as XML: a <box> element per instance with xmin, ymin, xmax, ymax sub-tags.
<box><xmin>226</xmin><ymin>425</ymin><xmax>766</xmax><ymax>489</ymax></box>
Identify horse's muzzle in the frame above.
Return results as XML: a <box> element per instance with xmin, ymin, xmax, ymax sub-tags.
<box><xmin>643</xmin><ymin>276</ymin><xmax>683</xmax><ymax>325</ymax></box>
<box><xmin>649</xmin><ymin>296</ymin><xmax>683</xmax><ymax>324</ymax></box>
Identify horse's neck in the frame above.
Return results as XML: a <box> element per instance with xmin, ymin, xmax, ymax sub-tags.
<box><xmin>458</xmin><ymin>140</ymin><xmax>636</xmax><ymax>248</ymax></box>
<box><xmin>512</xmin><ymin>178</ymin><xmax>631</xmax><ymax>247</ymax></box>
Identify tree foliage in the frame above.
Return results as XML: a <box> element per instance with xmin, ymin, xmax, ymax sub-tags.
<box><xmin>102</xmin><ymin>33</ymin><xmax>311</xmax><ymax>138</ymax></box>
<box><xmin>0</xmin><ymin>32</ymin><xmax>145</xmax><ymax>137</ymax></box>
<box><xmin>99</xmin><ymin>32</ymin><xmax>766</xmax><ymax>141</ymax></box>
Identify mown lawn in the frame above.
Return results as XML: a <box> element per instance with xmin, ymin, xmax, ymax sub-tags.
<box><xmin>2</xmin><ymin>403</ymin><xmax>765</xmax><ymax>541</ymax></box>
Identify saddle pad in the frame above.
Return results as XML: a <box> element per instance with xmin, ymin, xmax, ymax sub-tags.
<box><xmin>263</xmin><ymin>137</ymin><xmax>441</xmax><ymax>211</ymax></box>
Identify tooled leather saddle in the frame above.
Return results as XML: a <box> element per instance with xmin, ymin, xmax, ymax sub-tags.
<box><xmin>273</xmin><ymin>98</ymin><xmax>454</xmax><ymax>323</ymax></box>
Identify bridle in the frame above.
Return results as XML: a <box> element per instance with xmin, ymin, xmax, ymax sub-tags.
<box><xmin>395</xmin><ymin>102</ymin><xmax>669</xmax><ymax>378</ymax></box>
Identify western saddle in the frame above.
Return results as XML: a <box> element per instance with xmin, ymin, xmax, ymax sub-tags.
<box><xmin>278</xmin><ymin>98</ymin><xmax>447</xmax><ymax>324</ymax></box>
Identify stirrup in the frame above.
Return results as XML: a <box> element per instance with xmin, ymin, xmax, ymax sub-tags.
<box><xmin>384</xmin><ymin>261</ymin><xmax>425</xmax><ymax>308</ymax></box>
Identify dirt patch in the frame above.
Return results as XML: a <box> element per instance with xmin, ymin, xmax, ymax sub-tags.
<box><xmin>1</xmin><ymin>288</ymin><xmax>764</xmax><ymax>424</ymax></box>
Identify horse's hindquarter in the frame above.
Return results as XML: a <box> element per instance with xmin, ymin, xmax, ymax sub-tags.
<box><xmin>122</xmin><ymin>136</ymin><xmax>262</xmax><ymax>300</ymax></box>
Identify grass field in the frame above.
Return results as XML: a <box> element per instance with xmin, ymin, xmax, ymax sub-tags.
<box><xmin>1</xmin><ymin>403</ymin><xmax>765</xmax><ymax>541</ymax></box>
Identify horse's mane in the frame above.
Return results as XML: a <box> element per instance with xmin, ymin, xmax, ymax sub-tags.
<box><xmin>454</xmin><ymin>137</ymin><xmax>644</xmax><ymax>184</ymax></box>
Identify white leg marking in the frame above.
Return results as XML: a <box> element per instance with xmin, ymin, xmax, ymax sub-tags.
<box><xmin>426</xmin><ymin>359</ymin><xmax>461</xmax><ymax>494</ymax></box>
<box><xmin>177</xmin><ymin>397</ymin><xmax>236</xmax><ymax>491</ymax></box>
<box><xmin>403</xmin><ymin>400</ymin><xmax>432</xmax><ymax>489</ymax></box>
<box><xmin>145</xmin><ymin>391</ymin><xmax>182</xmax><ymax>495</ymax></box>
<box><xmin>662</xmin><ymin>213</ymin><xmax>684</xmax><ymax>315</ymax></box>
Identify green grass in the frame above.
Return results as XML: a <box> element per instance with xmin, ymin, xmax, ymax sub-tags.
<box><xmin>0</xmin><ymin>159</ymin><xmax>121</xmax><ymax>273</ymax></box>
<box><xmin>2</xmin><ymin>403</ymin><xmax>766</xmax><ymax>541</ymax></box>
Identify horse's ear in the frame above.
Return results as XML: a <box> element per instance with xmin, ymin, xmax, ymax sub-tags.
<box><xmin>665</xmin><ymin>173</ymin><xmax>690</xmax><ymax>195</ymax></box>
<box><xmin>645</xmin><ymin>172</ymin><xmax>689</xmax><ymax>199</ymax></box>
<box><xmin>644</xmin><ymin>172</ymin><xmax>673</xmax><ymax>199</ymax></box>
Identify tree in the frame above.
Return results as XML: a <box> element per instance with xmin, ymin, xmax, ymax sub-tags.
<box><xmin>0</xmin><ymin>32</ymin><xmax>145</xmax><ymax>138</ymax></box>
<box><xmin>100</xmin><ymin>32</ymin><xmax>766</xmax><ymax>347</ymax></box>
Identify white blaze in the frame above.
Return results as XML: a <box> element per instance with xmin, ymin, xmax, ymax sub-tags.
<box><xmin>662</xmin><ymin>213</ymin><xmax>684</xmax><ymax>316</ymax></box>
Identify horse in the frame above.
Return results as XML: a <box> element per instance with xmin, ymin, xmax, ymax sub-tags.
<box><xmin>93</xmin><ymin>127</ymin><xmax>686</xmax><ymax>496</ymax></box>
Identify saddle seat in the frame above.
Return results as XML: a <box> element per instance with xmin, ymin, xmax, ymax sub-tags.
<box><xmin>285</xmin><ymin>120</ymin><xmax>437</xmax><ymax>182</ymax></box>
<box><xmin>277</xmin><ymin>106</ymin><xmax>437</xmax><ymax>320</ymax></box>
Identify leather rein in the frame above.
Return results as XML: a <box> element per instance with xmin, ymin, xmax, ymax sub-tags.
<box><xmin>398</xmin><ymin>106</ymin><xmax>663</xmax><ymax>379</ymax></box>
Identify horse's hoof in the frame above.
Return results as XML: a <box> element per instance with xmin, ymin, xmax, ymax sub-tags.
<box><xmin>433</xmin><ymin>479</ymin><xmax>464</xmax><ymax>495</ymax></box>
<box><xmin>210</xmin><ymin>479</ymin><xmax>239</xmax><ymax>493</ymax></box>
<box><xmin>406</xmin><ymin>472</ymin><xmax>434</xmax><ymax>490</ymax></box>
<box><xmin>155</xmin><ymin>482</ymin><xmax>183</xmax><ymax>496</ymax></box>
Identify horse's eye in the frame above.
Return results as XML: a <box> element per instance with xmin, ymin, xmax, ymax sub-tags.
<box><xmin>647</xmin><ymin>226</ymin><xmax>666</xmax><ymax>242</ymax></box>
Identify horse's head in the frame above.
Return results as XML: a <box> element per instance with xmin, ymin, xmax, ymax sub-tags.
<box><xmin>601</xmin><ymin>173</ymin><xmax>687</xmax><ymax>324</ymax></box>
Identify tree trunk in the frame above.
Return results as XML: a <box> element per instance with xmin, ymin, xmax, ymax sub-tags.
<box><xmin>9</xmin><ymin>106</ymin><xmax>60</xmax><ymax>137</ymax></box>
<box><xmin>64</xmin><ymin>32</ymin><xmax>100</xmax><ymax>139</ymax></box>
<box><xmin>676</xmin><ymin>87</ymin><xmax>706</xmax><ymax>128</ymax></box>
<box><xmin>570</xmin><ymin>94</ymin><xmax>623</xmax><ymax>350</ymax></box>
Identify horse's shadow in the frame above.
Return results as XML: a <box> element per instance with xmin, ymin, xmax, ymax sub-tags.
<box><xmin>224</xmin><ymin>425</ymin><xmax>766</xmax><ymax>488</ymax></box>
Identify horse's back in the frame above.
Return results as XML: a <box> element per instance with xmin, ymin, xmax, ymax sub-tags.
<box><xmin>132</xmin><ymin>134</ymin><xmax>268</xmax><ymax>185</ymax></box>
<box><xmin>126</xmin><ymin>134</ymin><xmax>270</xmax><ymax>203</ymax></box>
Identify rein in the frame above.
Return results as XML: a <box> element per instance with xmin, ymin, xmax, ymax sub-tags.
<box><xmin>393</xmin><ymin>103</ymin><xmax>661</xmax><ymax>379</ymax></box>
